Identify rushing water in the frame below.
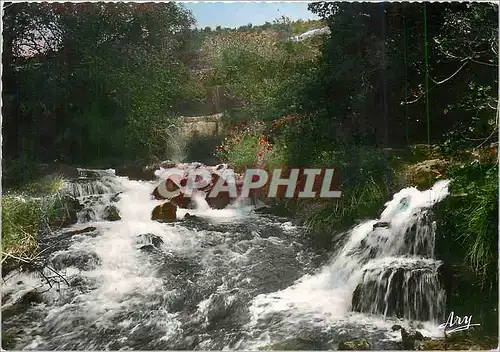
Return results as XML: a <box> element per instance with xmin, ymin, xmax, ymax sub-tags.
<box><xmin>2</xmin><ymin>167</ymin><xmax>450</xmax><ymax>350</ymax></box>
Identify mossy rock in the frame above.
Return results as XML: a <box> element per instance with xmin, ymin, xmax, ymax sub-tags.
<box><xmin>2</xmin><ymin>331</ymin><xmax>16</xmax><ymax>350</ymax></box>
<box><xmin>405</xmin><ymin>328</ymin><xmax>497</xmax><ymax>350</ymax></box>
<box><xmin>338</xmin><ymin>338</ymin><xmax>371</xmax><ymax>350</ymax></box>
<box><xmin>410</xmin><ymin>144</ymin><xmax>443</xmax><ymax>161</ymax></box>
<box><xmin>258</xmin><ymin>337</ymin><xmax>330</xmax><ymax>350</ymax></box>
<box><xmin>405</xmin><ymin>159</ymin><xmax>449</xmax><ymax>189</ymax></box>
<box><xmin>392</xmin><ymin>325</ymin><xmax>427</xmax><ymax>350</ymax></box>
<box><xmin>151</xmin><ymin>201</ymin><xmax>177</xmax><ymax>222</ymax></box>
<box><xmin>103</xmin><ymin>205</ymin><xmax>121</xmax><ymax>221</ymax></box>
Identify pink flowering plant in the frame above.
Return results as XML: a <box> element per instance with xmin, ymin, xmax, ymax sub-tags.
<box><xmin>216</xmin><ymin>121</ymin><xmax>285</xmax><ymax>172</ymax></box>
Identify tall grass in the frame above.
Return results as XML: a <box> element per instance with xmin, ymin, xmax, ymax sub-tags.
<box><xmin>2</xmin><ymin>175</ymin><xmax>68</xmax><ymax>269</ymax></box>
<box><xmin>303</xmin><ymin>146</ymin><xmax>399</xmax><ymax>246</ymax></box>
<box><xmin>305</xmin><ymin>175</ymin><xmax>387</xmax><ymax>235</ymax></box>
<box><xmin>453</xmin><ymin>163</ymin><xmax>498</xmax><ymax>285</ymax></box>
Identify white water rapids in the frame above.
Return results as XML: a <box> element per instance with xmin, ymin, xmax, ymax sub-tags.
<box><xmin>1</xmin><ymin>168</ymin><xmax>450</xmax><ymax>350</ymax></box>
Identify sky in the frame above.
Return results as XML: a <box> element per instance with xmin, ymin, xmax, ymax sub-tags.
<box><xmin>182</xmin><ymin>2</ymin><xmax>320</xmax><ymax>29</ymax></box>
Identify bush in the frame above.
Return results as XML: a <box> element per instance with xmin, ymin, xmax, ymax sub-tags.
<box><xmin>1</xmin><ymin>176</ymin><xmax>70</xmax><ymax>271</ymax></box>
<box><xmin>305</xmin><ymin>175</ymin><xmax>388</xmax><ymax>249</ymax></box>
<box><xmin>216</xmin><ymin>121</ymin><xmax>287</xmax><ymax>172</ymax></box>
<box><xmin>434</xmin><ymin>161</ymin><xmax>498</xmax><ymax>333</ymax></box>
<box><xmin>293</xmin><ymin>145</ymin><xmax>400</xmax><ymax>249</ymax></box>
<box><xmin>449</xmin><ymin>162</ymin><xmax>498</xmax><ymax>284</ymax></box>
<box><xmin>2</xmin><ymin>196</ymin><xmax>43</xmax><ymax>261</ymax></box>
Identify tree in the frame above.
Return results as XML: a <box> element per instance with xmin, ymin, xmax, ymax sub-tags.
<box><xmin>2</xmin><ymin>2</ymin><xmax>196</xmax><ymax>164</ymax></box>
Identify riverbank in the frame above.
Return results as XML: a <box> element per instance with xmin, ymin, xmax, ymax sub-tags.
<box><xmin>1</xmin><ymin>166</ymin><xmax>429</xmax><ymax>350</ymax></box>
<box><xmin>218</xmin><ymin>135</ymin><xmax>498</xmax><ymax>346</ymax></box>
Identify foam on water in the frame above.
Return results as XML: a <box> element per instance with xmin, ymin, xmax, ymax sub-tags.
<box><xmin>2</xmin><ymin>172</ymin><xmax>256</xmax><ymax>349</ymax></box>
<box><xmin>2</xmin><ymin>169</ymin><xmax>450</xmax><ymax>349</ymax></box>
<box><xmin>243</xmin><ymin>180</ymin><xmax>451</xmax><ymax>346</ymax></box>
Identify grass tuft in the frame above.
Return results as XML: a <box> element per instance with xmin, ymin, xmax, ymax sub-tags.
<box><xmin>2</xmin><ymin>174</ymin><xmax>69</xmax><ymax>270</ymax></box>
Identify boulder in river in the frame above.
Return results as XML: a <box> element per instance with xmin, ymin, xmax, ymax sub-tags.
<box><xmin>135</xmin><ymin>233</ymin><xmax>164</xmax><ymax>251</ymax></box>
<box><xmin>206</xmin><ymin>190</ymin><xmax>231</xmax><ymax>209</ymax></box>
<box><xmin>151</xmin><ymin>201</ymin><xmax>177</xmax><ymax>222</ymax></box>
<box><xmin>258</xmin><ymin>337</ymin><xmax>331</xmax><ymax>350</ymax></box>
<box><xmin>103</xmin><ymin>205</ymin><xmax>121</xmax><ymax>221</ymax></box>
<box><xmin>110</xmin><ymin>192</ymin><xmax>122</xmax><ymax>203</ymax></box>
<box><xmin>392</xmin><ymin>325</ymin><xmax>427</xmax><ymax>350</ymax></box>
<box><xmin>80</xmin><ymin>208</ymin><xmax>95</xmax><ymax>222</ymax></box>
<box><xmin>51</xmin><ymin>250</ymin><xmax>101</xmax><ymax>271</ymax></box>
<box><xmin>152</xmin><ymin>177</ymin><xmax>180</xmax><ymax>200</ymax></box>
<box><xmin>49</xmin><ymin>195</ymin><xmax>82</xmax><ymax>228</ymax></box>
<box><xmin>2</xmin><ymin>288</ymin><xmax>43</xmax><ymax>320</ymax></box>
<box><xmin>338</xmin><ymin>338</ymin><xmax>371</xmax><ymax>350</ymax></box>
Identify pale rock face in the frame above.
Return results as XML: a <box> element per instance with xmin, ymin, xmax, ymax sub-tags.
<box><xmin>180</xmin><ymin>113</ymin><xmax>225</xmax><ymax>138</ymax></box>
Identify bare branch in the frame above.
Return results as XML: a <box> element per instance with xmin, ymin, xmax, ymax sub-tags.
<box><xmin>430</xmin><ymin>59</ymin><xmax>469</xmax><ymax>85</ymax></box>
<box><xmin>475</xmin><ymin>126</ymin><xmax>498</xmax><ymax>149</ymax></box>
<box><xmin>470</xmin><ymin>58</ymin><xmax>496</xmax><ymax>67</ymax></box>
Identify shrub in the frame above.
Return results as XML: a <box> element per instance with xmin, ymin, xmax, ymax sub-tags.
<box><xmin>450</xmin><ymin>162</ymin><xmax>498</xmax><ymax>284</ymax></box>
<box><xmin>216</xmin><ymin>121</ymin><xmax>286</xmax><ymax>172</ymax></box>
<box><xmin>2</xmin><ymin>175</ymin><xmax>69</xmax><ymax>270</ymax></box>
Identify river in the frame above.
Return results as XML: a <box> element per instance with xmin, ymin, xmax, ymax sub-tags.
<box><xmin>2</xmin><ymin>166</ymin><xmax>451</xmax><ymax>350</ymax></box>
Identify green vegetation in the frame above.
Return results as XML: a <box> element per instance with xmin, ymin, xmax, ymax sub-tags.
<box><xmin>434</xmin><ymin>161</ymin><xmax>498</xmax><ymax>333</ymax></box>
<box><xmin>2</xmin><ymin>0</ymin><xmax>497</xmax><ymax>339</ymax></box>
<box><xmin>3</xmin><ymin>2</ymin><xmax>196</xmax><ymax>165</ymax></box>
<box><xmin>211</xmin><ymin>2</ymin><xmax>497</xmax><ymax>328</ymax></box>
<box><xmin>1</xmin><ymin>176</ymin><xmax>77</xmax><ymax>272</ymax></box>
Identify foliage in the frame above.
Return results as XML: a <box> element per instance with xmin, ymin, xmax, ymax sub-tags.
<box><xmin>434</xmin><ymin>161</ymin><xmax>498</xmax><ymax>333</ymax></box>
<box><xmin>2</xmin><ymin>196</ymin><xmax>43</xmax><ymax>260</ymax></box>
<box><xmin>449</xmin><ymin>162</ymin><xmax>498</xmax><ymax>283</ymax></box>
<box><xmin>302</xmin><ymin>146</ymin><xmax>397</xmax><ymax>248</ymax></box>
<box><xmin>1</xmin><ymin>176</ymin><xmax>68</xmax><ymax>268</ymax></box>
<box><xmin>216</xmin><ymin>121</ymin><xmax>286</xmax><ymax>172</ymax></box>
<box><xmin>284</xmin><ymin>2</ymin><xmax>499</xmax><ymax>156</ymax></box>
<box><xmin>200</xmin><ymin>29</ymin><xmax>320</xmax><ymax>123</ymax></box>
<box><xmin>3</xmin><ymin>2</ymin><xmax>195</xmax><ymax>165</ymax></box>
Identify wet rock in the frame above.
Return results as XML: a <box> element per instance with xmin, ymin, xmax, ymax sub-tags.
<box><xmin>65</xmin><ymin>226</ymin><xmax>97</xmax><ymax>236</ymax></box>
<box><xmin>352</xmin><ymin>261</ymin><xmax>444</xmax><ymax>321</ymax></box>
<box><xmin>405</xmin><ymin>158</ymin><xmax>448</xmax><ymax>189</ymax></box>
<box><xmin>170</xmin><ymin>193</ymin><xmax>191</xmax><ymax>209</ymax></box>
<box><xmin>79</xmin><ymin>208</ymin><xmax>95</xmax><ymax>222</ymax></box>
<box><xmin>184</xmin><ymin>213</ymin><xmax>197</xmax><ymax>220</ymax></box>
<box><xmin>1</xmin><ymin>288</ymin><xmax>43</xmax><ymax>320</ymax></box>
<box><xmin>49</xmin><ymin>195</ymin><xmax>82</xmax><ymax>228</ymax></box>
<box><xmin>1</xmin><ymin>330</ymin><xmax>16</xmax><ymax>350</ymax></box>
<box><xmin>103</xmin><ymin>205</ymin><xmax>121</xmax><ymax>221</ymax></box>
<box><xmin>373</xmin><ymin>221</ymin><xmax>390</xmax><ymax>229</ymax></box>
<box><xmin>258</xmin><ymin>337</ymin><xmax>331</xmax><ymax>350</ymax></box>
<box><xmin>151</xmin><ymin>201</ymin><xmax>177</xmax><ymax>222</ymax></box>
<box><xmin>78</xmin><ymin>169</ymin><xmax>100</xmax><ymax>179</ymax></box>
<box><xmin>136</xmin><ymin>233</ymin><xmax>164</xmax><ymax>251</ymax></box>
<box><xmin>338</xmin><ymin>338</ymin><xmax>371</xmax><ymax>350</ymax></box>
<box><xmin>392</xmin><ymin>325</ymin><xmax>427</xmax><ymax>350</ymax></box>
<box><xmin>206</xmin><ymin>190</ymin><xmax>231</xmax><ymax>209</ymax></box>
<box><xmin>110</xmin><ymin>192</ymin><xmax>122</xmax><ymax>203</ymax></box>
<box><xmin>414</xmin><ymin>330</ymin><xmax>498</xmax><ymax>350</ymax></box>
<box><xmin>51</xmin><ymin>250</ymin><xmax>101</xmax><ymax>271</ymax></box>
<box><xmin>205</xmin><ymin>172</ymin><xmax>232</xmax><ymax>209</ymax></box>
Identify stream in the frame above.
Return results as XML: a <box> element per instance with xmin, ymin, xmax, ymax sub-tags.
<box><xmin>2</xmin><ymin>165</ymin><xmax>451</xmax><ymax>350</ymax></box>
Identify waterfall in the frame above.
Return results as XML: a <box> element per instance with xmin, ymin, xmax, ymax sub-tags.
<box><xmin>247</xmin><ymin>180</ymin><xmax>450</xmax><ymax>333</ymax></box>
<box><xmin>2</xmin><ymin>167</ymin><xmax>452</xmax><ymax>350</ymax></box>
